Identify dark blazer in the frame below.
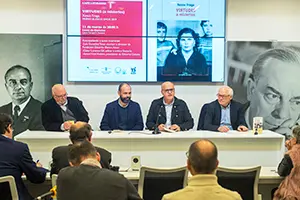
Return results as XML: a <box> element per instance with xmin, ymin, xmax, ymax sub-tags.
<box><xmin>57</xmin><ymin>164</ymin><xmax>142</xmax><ymax>200</ymax></box>
<box><xmin>0</xmin><ymin>97</ymin><xmax>44</xmax><ymax>137</ymax></box>
<box><xmin>203</xmin><ymin>100</ymin><xmax>247</xmax><ymax>131</ymax></box>
<box><xmin>197</xmin><ymin>103</ymin><xmax>209</xmax><ymax>130</ymax></box>
<box><xmin>100</xmin><ymin>99</ymin><xmax>144</xmax><ymax>130</ymax></box>
<box><xmin>50</xmin><ymin>144</ymin><xmax>112</xmax><ymax>175</ymax></box>
<box><xmin>277</xmin><ymin>154</ymin><xmax>293</xmax><ymax>177</ymax></box>
<box><xmin>41</xmin><ymin>97</ymin><xmax>89</xmax><ymax>131</ymax></box>
<box><xmin>0</xmin><ymin>135</ymin><xmax>47</xmax><ymax>200</ymax></box>
<box><xmin>146</xmin><ymin>97</ymin><xmax>194</xmax><ymax>131</ymax></box>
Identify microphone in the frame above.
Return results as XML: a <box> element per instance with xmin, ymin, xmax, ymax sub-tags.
<box><xmin>153</xmin><ymin>105</ymin><xmax>163</xmax><ymax>134</ymax></box>
<box><xmin>35</xmin><ymin>185</ymin><xmax>56</xmax><ymax>200</ymax></box>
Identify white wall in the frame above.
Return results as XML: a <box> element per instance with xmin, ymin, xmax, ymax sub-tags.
<box><xmin>1</xmin><ymin>0</ymin><xmax>300</xmax><ymax>129</ymax></box>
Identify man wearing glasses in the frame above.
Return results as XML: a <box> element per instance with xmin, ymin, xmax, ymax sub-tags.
<box><xmin>0</xmin><ymin>65</ymin><xmax>44</xmax><ymax>137</ymax></box>
<box><xmin>41</xmin><ymin>84</ymin><xmax>89</xmax><ymax>131</ymax></box>
<box><xmin>203</xmin><ymin>86</ymin><xmax>248</xmax><ymax>132</ymax></box>
<box><xmin>146</xmin><ymin>81</ymin><xmax>194</xmax><ymax>132</ymax></box>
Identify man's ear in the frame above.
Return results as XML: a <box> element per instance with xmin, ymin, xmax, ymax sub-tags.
<box><xmin>247</xmin><ymin>76</ymin><xmax>256</xmax><ymax>102</ymax></box>
<box><xmin>96</xmin><ymin>152</ymin><xmax>101</xmax><ymax>162</ymax></box>
<box><xmin>69</xmin><ymin>162</ymin><xmax>74</xmax><ymax>167</ymax></box>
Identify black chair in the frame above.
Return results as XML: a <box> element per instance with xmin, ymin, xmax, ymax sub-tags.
<box><xmin>197</xmin><ymin>103</ymin><xmax>209</xmax><ymax>130</ymax></box>
<box><xmin>138</xmin><ymin>166</ymin><xmax>188</xmax><ymax>200</ymax></box>
<box><xmin>216</xmin><ymin>166</ymin><xmax>261</xmax><ymax>200</ymax></box>
<box><xmin>0</xmin><ymin>176</ymin><xmax>19</xmax><ymax>200</ymax></box>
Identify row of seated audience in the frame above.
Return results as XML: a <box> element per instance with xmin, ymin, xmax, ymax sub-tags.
<box><xmin>0</xmin><ymin>64</ymin><xmax>249</xmax><ymax>137</ymax></box>
<box><xmin>44</xmin><ymin>82</ymin><xmax>249</xmax><ymax>135</ymax></box>
<box><xmin>1</xmin><ymin>113</ymin><xmax>300</xmax><ymax>199</ymax></box>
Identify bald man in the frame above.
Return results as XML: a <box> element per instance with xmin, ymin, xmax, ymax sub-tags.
<box><xmin>41</xmin><ymin>84</ymin><xmax>89</xmax><ymax>131</ymax></box>
<box><xmin>146</xmin><ymin>81</ymin><xmax>193</xmax><ymax>132</ymax></box>
<box><xmin>162</xmin><ymin>140</ymin><xmax>242</xmax><ymax>200</ymax></box>
<box><xmin>203</xmin><ymin>86</ymin><xmax>248</xmax><ymax>132</ymax></box>
<box><xmin>50</xmin><ymin>121</ymin><xmax>111</xmax><ymax>175</ymax></box>
<box><xmin>100</xmin><ymin>83</ymin><xmax>143</xmax><ymax>131</ymax></box>
<box><xmin>0</xmin><ymin>65</ymin><xmax>44</xmax><ymax>137</ymax></box>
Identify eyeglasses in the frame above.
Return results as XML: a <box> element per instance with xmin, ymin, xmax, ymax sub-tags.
<box><xmin>54</xmin><ymin>93</ymin><xmax>67</xmax><ymax>98</ymax></box>
<box><xmin>217</xmin><ymin>94</ymin><xmax>230</xmax><ymax>98</ymax></box>
<box><xmin>163</xmin><ymin>88</ymin><xmax>175</xmax><ymax>93</ymax></box>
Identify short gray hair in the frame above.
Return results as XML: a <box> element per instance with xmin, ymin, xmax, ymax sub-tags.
<box><xmin>292</xmin><ymin>126</ymin><xmax>300</xmax><ymax>144</ymax></box>
<box><xmin>251</xmin><ymin>46</ymin><xmax>300</xmax><ymax>82</ymax></box>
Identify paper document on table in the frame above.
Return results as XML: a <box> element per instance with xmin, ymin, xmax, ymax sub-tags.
<box><xmin>163</xmin><ymin>127</ymin><xmax>176</xmax><ymax>133</ymax></box>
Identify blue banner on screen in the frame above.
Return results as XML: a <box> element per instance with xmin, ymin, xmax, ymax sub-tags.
<box><xmin>67</xmin><ymin>0</ymin><xmax>226</xmax><ymax>82</ymax></box>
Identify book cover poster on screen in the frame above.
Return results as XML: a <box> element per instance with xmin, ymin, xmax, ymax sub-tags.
<box><xmin>0</xmin><ymin>34</ymin><xmax>62</xmax><ymax>136</ymax></box>
<box><xmin>67</xmin><ymin>0</ymin><xmax>225</xmax><ymax>82</ymax></box>
<box><xmin>227</xmin><ymin>41</ymin><xmax>300</xmax><ymax>137</ymax></box>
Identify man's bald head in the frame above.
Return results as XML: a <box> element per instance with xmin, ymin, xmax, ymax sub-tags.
<box><xmin>161</xmin><ymin>81</ymin><xmax>174</xmax><ymax>90</ymax></box>
<box><xmin>52</xmin><ymin>84</ymin><xmax>67</xmax><ymax>105</ymax></box>
<box><xmin>69</xmin><ymin>121</ymin><xmax>92</xmax><ymax>144</ymax></box>
<box><xmin>161</xmin><ymin>81</ymin><xmax>175</xmax><ymax>103</ymax></box>
<box><xmin>187</xmin><ymin>139</ymin><xmax>218</xmax><ymax>174</ymax></box>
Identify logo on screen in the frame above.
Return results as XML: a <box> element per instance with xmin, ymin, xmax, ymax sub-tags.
<box><xmin>101</xmin><ymin>67</ymin><xmax>112</xmax><ymax>74</ymax></box>
<box><xmin>122</xmin><ymin>69</ymin><xmax>127</xmax><ymax>75</ymax></box>
<box><xmin>115</xmin><ymin>67</ymin><xmax>122</xmax><ymax>74</ymax></box>
<box><xmin>131</xmin><ymin>67</ymin><xmax>136</xmax><ymax>75</ymax></box>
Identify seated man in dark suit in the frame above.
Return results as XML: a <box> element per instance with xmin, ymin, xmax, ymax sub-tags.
<box><xmin>41</xmin><ymin>84</ymin><xmax>89</xmax><ymax>131</ymax></box>
<box><xmin>56</xmin><ymin>141</ymin><xmax>142</xmax><ymax>200</ymax></box>
<box><xmin>0</xmin><ymin>113</ymin><xmax>47</xmax><ymax>200</ymax></box>
<box><xmin>100</xmin><ymin>83</ymin><xmax>143</xmax><ymax>130</ymax></box>
<box><xmin>203</xmin><ymin>86</ymin><xmax>248</xmax><ymax>132</ymax></box>
<box><xmin>51</xmin><ymin>121</ymin><xmax>111</xmax><ymax>175</ymax></box>
<box><xmin>0</xmin><ymin>65</ymin><xmax>44</xmax><ymax>137</ymax></box>
<box><xmin>146</xmin><ymin>81</ymin><xmax>194</xmax><ymax>132</ymax></box>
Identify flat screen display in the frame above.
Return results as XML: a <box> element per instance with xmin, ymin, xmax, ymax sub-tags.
<box><xmin>67</xmin><ymin>0</ymin><xmax>226</xmax><ymax>82</ymax></box>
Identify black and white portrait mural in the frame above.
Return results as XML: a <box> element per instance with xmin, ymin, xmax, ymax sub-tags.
<box><xmin>0</xmin><ymin>34</ymin><xmax>62</xmax><ymax>136</ymax></box>
<box><xmin>228</xmin><ymin>41</ymin><xmax>300</xmax><ymax>137</ymax></box>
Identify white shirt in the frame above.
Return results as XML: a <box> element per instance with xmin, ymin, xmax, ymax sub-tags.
<box><xmin>163</xmin><ymin>98</ymin><xmax>174</xmax><ymax>128</ymax></box>
<box><xmin>12</xmin><ymin>96</ymin><xmax>31</xmax><ymax>116</ymax></box>
<box><xmin>59</xmin><ymin>99</ymin><xmax>69</xmax><ymax>131</ymax></box>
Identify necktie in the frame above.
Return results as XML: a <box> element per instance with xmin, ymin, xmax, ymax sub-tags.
<box><xmin>13</xmin><ymin>105</ymin><xmax>20</xmax><ymax>120</ymax></box>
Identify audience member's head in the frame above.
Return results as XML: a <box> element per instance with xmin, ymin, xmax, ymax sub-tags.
<box><xmin>4</xmin><ymin>65</ymin><xmax>33</xmax><ymax>105</ymax></box>
<box><xmin>69</xmin><ymin>121</ymin><xmax>92</xmax><ymax>144</ymax></box>
<box><xmin>217</xmin><ymin>86</ymin><xmax>233</xmax><ymax>107</ymax></box>
<box><xmin>176</xmin><ymin>28</ymin><xmax>200</xmax><ymax>53</ymax></box>
<box><xmin>290</xmin><ymin>126</ymin><xmax>300</xmax><ymax>146</ymax></box>
<box><xmin>161</xmin><ymin>81</ymin><xmax>175</xmax><ymax>104</ymax></box>
<box><xmin>187</xmin><ymin>139</ymin><xmax>218</xmax><ymax>175</ymax></box>
<box><xmin>157</xmin><ymin>22</ymin><xmax>167</xmax><ymax>42</ymax></box>
<box><xmin>0</xmin><ymin>113</ymin><xmax>13</xmax><ymax>139</ymax></box>
<box><xmin>52</xmin><ymin>84</ymin><xmax>67</xmax><ymax>106</ymax></box>
<box><xmin>68</xmin><ymin>140</ymin><xmax>100</xmax><ymax>166</ymax></box>
<box><xmin>118</xmin><ymin>83</ymin><xmax>132</xmax><ymax>105</ymax></box>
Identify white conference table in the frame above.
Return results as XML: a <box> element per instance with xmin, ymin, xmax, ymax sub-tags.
<box><xmin>15</xmin><ymin>130</ymin><xmax>285</xmax><ymax>169</ymax></box>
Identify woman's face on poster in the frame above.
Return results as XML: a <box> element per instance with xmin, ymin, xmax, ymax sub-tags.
<box><xmin>179</xmin><ymin>33</ymin><xmax>195</xmax><ymax>53</ymax></box>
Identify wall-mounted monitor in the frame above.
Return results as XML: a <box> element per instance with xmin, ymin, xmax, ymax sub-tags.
<box><xmin>67</xmin><ymin>0</ymin><xmax>226</xmax><ymax>82</ymax></box>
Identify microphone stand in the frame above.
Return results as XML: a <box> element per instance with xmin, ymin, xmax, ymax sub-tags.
<box><xmin>153</xmin><ymin>105</ymin><xmax>163</xmax><ymax>134</ymax></box>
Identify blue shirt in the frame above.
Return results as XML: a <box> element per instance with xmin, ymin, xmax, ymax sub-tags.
<box><xmin>220</xmin><ymin>104</ymin><xmax>232</xmax><ymax>130</ymax></box>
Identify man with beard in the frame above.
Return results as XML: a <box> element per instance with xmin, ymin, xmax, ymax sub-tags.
<box><xmin>100</xmin><ymin>83</ymin><xmax>144</xmax><ymax>131</ymax></box>
<box><xmin>245</xmin><ymin>46</ymin><xmax>300</xmax><ymax>137</ymax></box>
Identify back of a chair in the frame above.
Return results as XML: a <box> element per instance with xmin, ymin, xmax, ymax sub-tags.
<box><xmin>216</xmin><ymin>166</ymin><xmax>261</xmax><ymax>200</ymax></box>
<box><xmin>0</xmin><ymin>176</ymin><xmax>19</xmax><ymax>200</ymax></box>
<box><xmin>138</xmin><ymin>166</ymin><xmax>188</xmax><ymax>200</ymax></box>
<box><xmin>197</xmin><ymin>103</ymin><xmax>209</xmax><ymax>130</ymax></box>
